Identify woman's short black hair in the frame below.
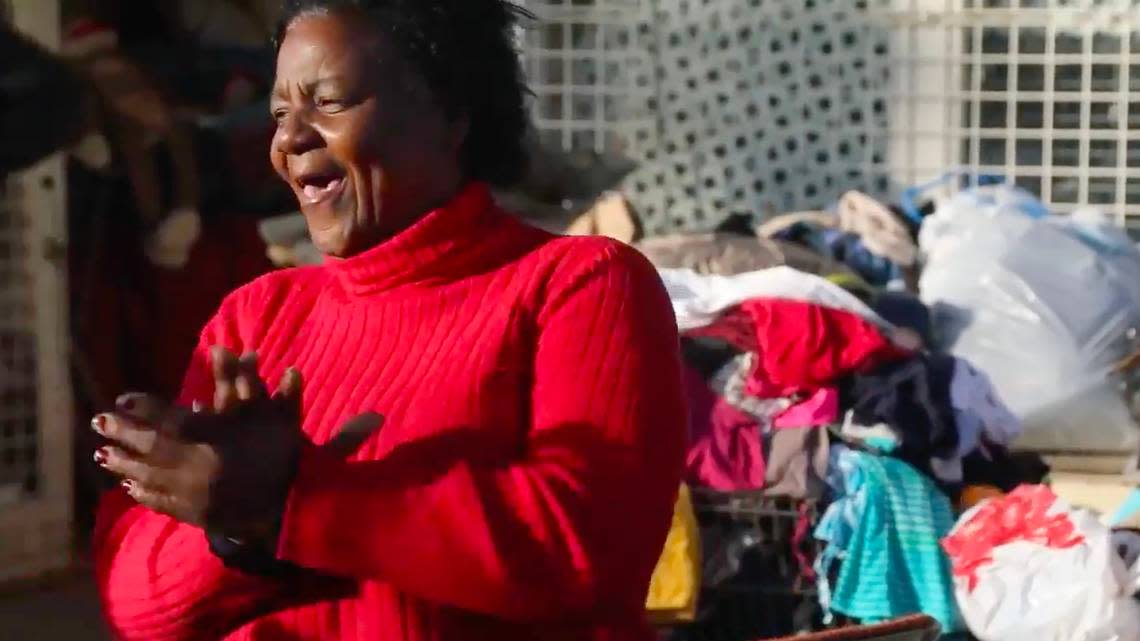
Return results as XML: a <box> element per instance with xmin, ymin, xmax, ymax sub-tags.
<box><xmin>276</xmin><ymin>0</ymin><xmax>532</xmax><ymax>187</ymax></box>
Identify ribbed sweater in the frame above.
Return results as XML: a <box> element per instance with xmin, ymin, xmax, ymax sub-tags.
<box><xmin>92</xmin><ymin>183</ymin><xmax>688</xmax><ymax>641</ymax></box>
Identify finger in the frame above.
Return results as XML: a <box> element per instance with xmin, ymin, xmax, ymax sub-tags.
<box><xmin>122</xmin><ymin>480</ymin><xmax>194</xmax><ymax>524</ymax></box>
<box><xmin>174</xmin><ymin>408</ymin><xmax>231</xmax><ymax>444</ymax></box>
<box><xmin>274</xmin><ymin>367</ymin><xmax>303</xmax><ymax>404</ymax></box>
<box><xmin>235</xmin><ymin>352</ymin><xmax>267</xmax><ymax>401</ymax></box>
<box><xmin>211</xmin><ymin>346</ymin><xmax>241</xmax><ymax>413</ymax></box>
<box><xmin>98</xmin><ymin>446</ymin><xmax>166</xmax><ymax>490</ymax></box>
<box><xmin>115</xmin><ymin>392</ymin><xmax>170</xmax><ymax>425</ymax></box>
<box><xmin>161</xmin><ymin>404</ymin><xmax>198</xmax><ymax>439</ymax></box>
<box><xmin>215</xmin><ymin>383</ymin><xmax>240</xmax><ymax>415</ymax></box>
<box><xmin>92</xmin><ymin>412</ymin><xmax>158</xmax><ymax>455</ymax></box>
<box><xmin>321</xmin><ymin>412</ymin><xmax>384</xmax><ymax>459</ymax></box>
<box><xmin>210</xmin><ymin>345</ymin><xmax>240</xmax><ymax>380</ymax></box>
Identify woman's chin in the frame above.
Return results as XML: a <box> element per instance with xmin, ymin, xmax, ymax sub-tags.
<box><xmin>305</xmin><ymin>221</ymin><xmax>351</xmax><ymax>259</ymax></box>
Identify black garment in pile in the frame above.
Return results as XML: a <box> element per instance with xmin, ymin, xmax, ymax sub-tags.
<box><xmin>872</xmin><ymin>291</ymin><xmax>933</xmax><ymax>347</ymax></box>
<box><xmin>680</xmin><ymin>336</ymin><xmax>742</xmax><ymax>380</ymax></box>
<box><xmin>962</xmin><ymin>447</ymin><xmax>1050</xmax><ymax>492</ymax></box>
<box><xmin>839</xmin><ymin>353</ymin><xmax>959</xmax><ymax>475</ymax></box>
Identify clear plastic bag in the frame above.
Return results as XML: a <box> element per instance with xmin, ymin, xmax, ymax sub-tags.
<box><xmin>919</xmin><ymin>186</ymin><xmax>1140</xmax><ymax>453</ymax></box>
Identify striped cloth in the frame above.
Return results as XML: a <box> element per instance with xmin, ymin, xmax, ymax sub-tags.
<box><xmin>814</xmin><ymin>445</ymin><xmax>960</xmax><ymax>632</ymax></box>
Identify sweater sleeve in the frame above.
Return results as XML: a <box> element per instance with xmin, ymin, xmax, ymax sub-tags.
<box><xmin>92</xmin><ymin>287</ymin><xmax>308</xmax><ymax>641</ymax></box>
<box><xmin>276</xmin><ymin>242</ymin><xmax>688</xmax><ymax>622</ymax></box>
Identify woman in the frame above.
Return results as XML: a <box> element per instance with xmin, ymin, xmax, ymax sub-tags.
<box><xmin>90</xmin><ymin>1</ymin><xmax>687</xmax><ymax>640</ymax></box>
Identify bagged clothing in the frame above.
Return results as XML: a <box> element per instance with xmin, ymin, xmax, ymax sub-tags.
<box><xmin>660</xmin><ymin>266</ymin><xmax>888</xmax><ymax>332</ymax></box>
<box><xmin>919</xmin><ymin>185</ymin><xmax>1140</xmax><ymax>453</ymax></box>
<box><xmin>814</xmin><ymin>445</ymin><xmax>960</xmax><ymax>631</ymax></box>
<box><xmin>942</xmin><ymin>485</ymin><xmax>1140</xmax><ymax>641</ymax></box>
<box><xmin>647</xmin><ymin>484</ymin><xmax>701</xmax><ymax>623</ymax></box>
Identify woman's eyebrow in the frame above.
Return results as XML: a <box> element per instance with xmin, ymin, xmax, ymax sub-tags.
<box><xmin>270</xmin><ymin>76</ymin><xmax>349</xmax><ymax>101</ymax></box>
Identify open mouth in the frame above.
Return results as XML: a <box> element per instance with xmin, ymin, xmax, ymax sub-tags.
<box><xmin>294</xmin><ymin>170</ymin><xmax>347</xmax><ymax>205</ymax></box>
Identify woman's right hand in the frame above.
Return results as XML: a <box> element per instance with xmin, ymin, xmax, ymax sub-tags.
<box><xmin>94</xmin><ymin>347</ymin><xmax>382</xmax><ymax>541</ymax></box>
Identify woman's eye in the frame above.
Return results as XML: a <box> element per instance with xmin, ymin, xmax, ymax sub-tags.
<box><xmin>315</xmin><ymin>98</ymin><xmax>344</xmax><ymax>112</ymax></box>
<box><xmin>271</xmin><ymin>109</ymin><xmax>288</xmax><ymax>124</ymax></box>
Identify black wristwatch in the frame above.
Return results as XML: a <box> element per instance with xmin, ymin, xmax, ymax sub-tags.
<box><xmin>206</xmin><ymin>530</ymin><xmax>307</xmax><ymax>580</ymax></box>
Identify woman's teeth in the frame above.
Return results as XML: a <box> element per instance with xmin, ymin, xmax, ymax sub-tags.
<box><xmin>303</xmin><ymin>178</ymin><xmax>344</xmax><ymax>203</ymax></box>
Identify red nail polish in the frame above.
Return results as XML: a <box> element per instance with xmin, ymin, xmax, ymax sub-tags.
<box><xmin>91</xmin><ymin>415</ymin><xmax>107</xmax><ymax>434</ymax></box>
<box><xmin>93</xmin><ymin>449</ymin><xmax>108</xmax><ymax>465</ymax></box>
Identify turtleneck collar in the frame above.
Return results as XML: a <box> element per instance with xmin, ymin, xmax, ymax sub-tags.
<box><xmin>323</xmin><ymin>182</ymin><xmax>499</xmax><ymax>298</ymax></box>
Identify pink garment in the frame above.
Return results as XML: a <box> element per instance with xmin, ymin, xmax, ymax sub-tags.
<box><xmin>684</xmin><ymin>367</ymin><xmax>766</xmax><ymax>491</ymax></box>
<box><xmin>773</xmin><ymin>387</ymin><xmax>839</xmax><ymax>429</ymax></box>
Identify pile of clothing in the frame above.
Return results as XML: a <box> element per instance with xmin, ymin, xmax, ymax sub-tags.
<box><xmin>631</xmin><ymin>189</ymin><xmax>1051</xmax><ymax>636</ymax></box>
<box><xmin>658</xmin><ymin>263</ymin><xmax>1048</xmax><ymax>632</ymax></box>
<box><xmin>528</xmin><ymin>145</ymin><xmax>1138</xmax><ymax>637</ymax></box>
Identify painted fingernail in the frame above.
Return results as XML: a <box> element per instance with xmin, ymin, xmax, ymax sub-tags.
<box><xmin>91</xmin><ymin>415</ymin><xmax>107</xmax><ymax>434</ymax></box>
<box><xmin>93</xmin><ymin>448</ymin><xmax>109</xmax><ymax>465</ymax></box>
<box><xmin>191</xmin><ymin>400</ymin><xmax>204</xmax><ymax>413</ymax></box>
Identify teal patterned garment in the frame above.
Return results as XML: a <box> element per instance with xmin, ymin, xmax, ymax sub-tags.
<box><xmin>814</xmin><ymin>445</ymin><xmax>961</xmax><ymax>632</ymax></box>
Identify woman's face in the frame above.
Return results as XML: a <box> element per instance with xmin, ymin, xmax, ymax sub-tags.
<box><xmin>270</xmin><ymin>11</ymin><xmax>466</xmax><ymax>258</ymax></box>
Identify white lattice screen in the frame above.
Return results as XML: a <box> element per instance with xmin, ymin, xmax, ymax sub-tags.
<box><xmin>0</xmin><ymin>0</ymin><xmax>74</xmax><ymax>584</ymax></box>
<box><xmin>519</xmin><ymin>0</ymin><xmax>1140</xmax><ymax>232</ymax></box>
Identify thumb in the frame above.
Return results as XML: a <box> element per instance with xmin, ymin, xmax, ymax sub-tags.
<box><xmin>320</xmin><ymin>412</ymin><xmax>384</xmax><ymax>459</ymax></box>
<box><xmin>114</xmin><ymin>392</ymin><xmax>171</xmax><ymax>425</ymax></box>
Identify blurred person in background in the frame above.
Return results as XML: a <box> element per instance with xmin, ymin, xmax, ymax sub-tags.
<box><xmin>0</xmin><ymin>22</ymin><xmax>88</xmax><ymax>177</ymax></box>
<box><xmin>88</xmin><ymin>1</ymin><xmax>687</xmax><ymax>640</ymax></box>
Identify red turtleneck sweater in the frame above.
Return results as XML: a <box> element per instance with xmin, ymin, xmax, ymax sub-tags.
<box><xmin>92</xmin><ymin>183</ymin><xmax>687</xmax><ymax>641</ymax></box>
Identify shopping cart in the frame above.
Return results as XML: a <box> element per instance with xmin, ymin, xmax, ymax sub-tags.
<box><xmin>761</xmin><ymin>614</ymin><xmax>941</xmax><ymax>641</ymax></box>
<box><xmin>665</xmin><ymin>490</ymin><xmax>821</xmax><ymax>641</ymax></box>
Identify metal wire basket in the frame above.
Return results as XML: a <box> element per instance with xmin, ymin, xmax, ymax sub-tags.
<box><xmin>664</xmin><ymin>490</ymin><xmax>822</xmax><ymax>641</ymax></box>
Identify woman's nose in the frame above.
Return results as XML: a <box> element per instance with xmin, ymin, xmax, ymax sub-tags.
<box><xmin>274</xmin><ymin>111</ymin><xmax>322</xmax><ymax>156</ymax></box>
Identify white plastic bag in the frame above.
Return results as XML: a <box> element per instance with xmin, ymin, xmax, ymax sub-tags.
<box><xmin>919</xmin><ymin>185</ymin><xmax>1140</xmax><ymax>452</ymax></box>
<box><xmin>943</xmin><ymin>486</ymin><xmax>1140</xmax><ymax>641</ymax></box>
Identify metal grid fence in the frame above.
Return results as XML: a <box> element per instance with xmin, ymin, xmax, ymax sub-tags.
<box><xmin>0</xmin><ymin>0</ymin><xmax>74</xmax><ymax>584</ymax></box>
<box><xmin>519</xmin><ymin>0</ymin><xmax>1140</xmax><ymax>231</ymax></box>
